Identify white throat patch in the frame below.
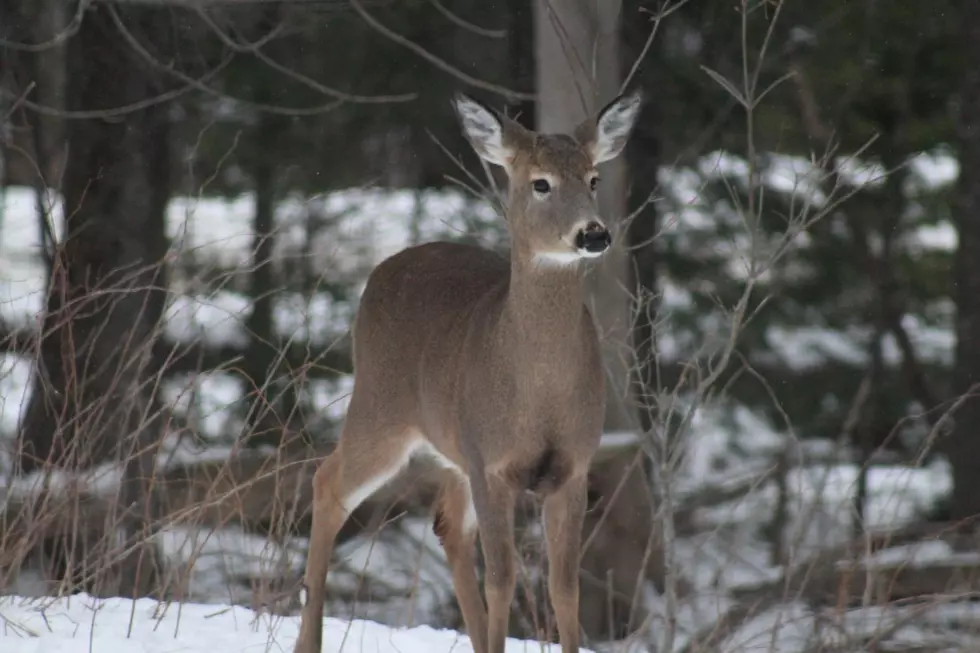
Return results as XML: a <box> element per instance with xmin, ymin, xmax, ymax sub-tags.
<box><xmin>532</xmin><ymin>250</ymin><xmax>603</xmax><ymax>268</ymax></box>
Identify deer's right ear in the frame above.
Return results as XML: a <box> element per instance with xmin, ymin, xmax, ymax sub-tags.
<box><xmin>453</xmin><ymin>93</ymin><xmax>514</xmax><ymax>167</ymax></box>
<box><xmin>575</xmin><ymin>90</ymin><xmax>643</xmax><ymax>165</ymax></box>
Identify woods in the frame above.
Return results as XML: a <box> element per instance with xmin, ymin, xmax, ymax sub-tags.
<box><xmin>2</xmin><ymin>0</ymin><xmax>980</xmax><ymax>651</ymax></box>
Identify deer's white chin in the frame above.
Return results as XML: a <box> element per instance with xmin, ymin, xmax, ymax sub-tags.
<box><xmin>532</xmin><ymin>249</ymin><xmax>604</xmax><ymax>268</ymax></box>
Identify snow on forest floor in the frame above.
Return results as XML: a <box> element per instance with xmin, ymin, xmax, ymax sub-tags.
<box><xmin>3</xmin><ymin>593</ymin><xmax>980</xmax><ymax>653</ymax></box>
<box><xmin>0</xmin><ymin>593</ymin><xmax>570</xmax><ymax>653</ymax></box>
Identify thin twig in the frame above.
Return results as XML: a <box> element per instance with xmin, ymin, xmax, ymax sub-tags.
<box><xmin>347</xmin><ymin>0</ymin><xmax>534</xmax><ymax>102</ymax></box>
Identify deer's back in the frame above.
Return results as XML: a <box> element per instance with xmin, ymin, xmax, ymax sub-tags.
<box><xmin>350</xmin><ymin>241</ymin><xmax>508</xmax><ymax>439</ymax></box>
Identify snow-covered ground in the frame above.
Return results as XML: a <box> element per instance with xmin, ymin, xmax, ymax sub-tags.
<box><xmin>3</xmin><ymin>591</ymin><xmax>980</xmax><ymax>653</ymax></box>
<box><xmin>0</xmin><ymin>593</ymin><xmax>570</xmax><ymax>653</ymax></box>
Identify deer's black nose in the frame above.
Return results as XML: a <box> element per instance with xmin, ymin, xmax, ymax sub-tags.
<box><xmin>575</xmin><ymin>222</ymin><xmax>612</xmax><ymax>254</ymax></box>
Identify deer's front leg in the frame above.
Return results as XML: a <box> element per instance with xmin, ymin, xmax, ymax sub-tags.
<box><xmin>543</xmin><ymin>473</ymin><xmax>588</xmax><ymax>653</ymax></box>
<box><xmin>471</xmin><ymin>470</ymin><xmax>517</xmax><ymax>653</ymax></box>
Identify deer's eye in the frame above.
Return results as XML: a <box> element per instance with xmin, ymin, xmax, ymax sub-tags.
<box><xmin>589</xmin><ymin>176</ymin><xmax>600</xmax><ymax>192</ymax></box>
<box><xmin>532</xmin><ymin>179</ymin><xmax>551</xmax><ymax>194</ymax></box>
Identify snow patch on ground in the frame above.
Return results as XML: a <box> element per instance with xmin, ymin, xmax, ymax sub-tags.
<box><xmin>0</xmin><ymin>594</ymin><xmax>575</xmax><ymax>653</ymax></box>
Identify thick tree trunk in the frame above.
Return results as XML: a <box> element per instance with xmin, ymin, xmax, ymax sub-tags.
<box><xmin>16</xmin><ymin>1</ymin><xmax>171</xmax><ymax>597</ymax></box>
<box><xmin>621</xmin><ymin>0</ymin><xmax>662</xmax><ymax>440</ymax></box>
<box><xmin>534</xmin><ymin>0</ymin><xmax>661</xmax><ymax>640</ymax></box>
<box><xmin>947</xmin><ymin>2</ymin><xmax>980</xmax><ymax>529</ymax></box>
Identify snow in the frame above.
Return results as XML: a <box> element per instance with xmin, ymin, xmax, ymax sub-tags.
<box><xmin>835</xmin><ymin>155</ymin><xmax>888</xmax><ymax>189</ymax></box>
<box><xmin>851</xmin><ymin>539</ymin><xmax>980</xmax><ymax>570</ymax></box>
<box><xmin>679</xmin><ymin>402</ymin><xmax>784</xmax><ymax>481</ymax></box>
<box><xmin>163</xmin><ymin>293</ymin><xmax>252</xmax><ymax>349</ymax></box>
<box><xmin>304</xmin><ymin>375</ymin><xmax>355</xmax><ymax>423</ymax></box>
<box><xmin>714</xmin><ymin>601</ymin><xmax>980</xmax><ymax>652</ymax></box>
<box><xmin>157</xmin><ymin>371</ymin><xmax>246</xmax><ymax>442</ymax></box>
<box><xmin>906</xmin><ymin>148</ymin><xmax>959</xmax><ymax>192</ymax></box>
<box><xmin>688</xmin><ymin>456</ymin><xmax>951</xmax><ymax>561</ymax></box>
<box><xmin>0</xmin><ymin>186</ymin><xmax>497</xmax><ymax>353</ymax></box>
<box><xmin>765</xmin><ymin>325</ymin><xmax>868</xmax><ymax>370</ymax></box>
<box><xmin>325</xmin><ymin>518</ymin><xmax>457</xmax><ymax>624</ymax></box>
<box><xmin>720</xmin><ymin>601</ymin><xmax>815</xmax><ymax>653</ymax></box>
<box><xmin>763</xmin><ymin>321</ymin><xmax>954</xmax><ymax>371</ymax></box>
<box><xmin>0</xmin><ymin>593</ymin><xmax>576</xmax><ymax>653</ymax></box>
<box><xmin>155</xmin><ymin>523</ymin><xmax>305</xmax><ymax>584</ymax></box>
<box><xmin>3</xmin><ymin>461</ymin><xmax>125</xmax><ymax>500</ymax></box>
<box><xmin>785</xmin><ymin>458</ymin><xmax>951</xmax><ymax>534</ymax></box>
<box><xmin>0</xmin><ymin>353</ymin><xmax>31</xmax><ymax>436</ymax></box>
<box><xmin>165</xmin><ymin>188</ymin><xmax>500</xmax><ymax>271</ymax></box>
<box><xmin>910</xmin><ymin>221</ymin><xmax>957</xmax><ymax>251</ymax></box>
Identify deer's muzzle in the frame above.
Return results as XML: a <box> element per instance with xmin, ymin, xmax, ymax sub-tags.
<box><xmin>574</xmin><ymin>221</ymin><xmax>612</xmax><ymax>256</ymax></box>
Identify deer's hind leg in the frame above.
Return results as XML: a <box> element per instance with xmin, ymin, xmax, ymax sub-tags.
<box><xmin>434</xmin><ymin>472</ymin><xmax>488</xmax><ymax>653</ymax></box>
<box><xmin>293</xmin><ymin>412</ymin><xmax>420</xmax><ymax>653</ymax></box>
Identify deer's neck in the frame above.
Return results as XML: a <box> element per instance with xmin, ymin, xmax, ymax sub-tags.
<box><xmin>503</xmin><ymin>248</ymin><xmax>587</xmax><ymax>350</ymax></box>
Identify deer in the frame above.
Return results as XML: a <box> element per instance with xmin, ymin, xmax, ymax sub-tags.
<box><xmin>293</xmin><ymin>89</ymin><xmax>642</xmax><ymax>653</ymax></box>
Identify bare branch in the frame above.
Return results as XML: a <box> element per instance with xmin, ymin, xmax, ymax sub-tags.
<box><xmin>106</xmin><ymin>5</ymin><xmax>352</xmax><ymax>117</ymax></box>
<box><xmin>427</xmin><ymin>0</ymin><xmax>506</xmax><ymax>39</ymax></box>
<box><xmin>347</xmin><ymin>0</ymin><xmax>535</xmax><ymax>102</ymax></box>
<box><xmin>193</xmin><ymin>5</ymin><xmax>418</xmax><ymax>104</ymax></box>
<box><xmin>0</xmin><ymin>0</ymin><xmax>85</xmax><ymax>51</ymax></box>
<box><xmin>1</xmin><ymin>54</ymin><xmax>232</xmax><ymax>119</ymax></box>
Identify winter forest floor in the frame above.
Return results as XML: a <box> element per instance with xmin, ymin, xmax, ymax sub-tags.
<box><xmin>1</xmin><ymin>594</ymin><xmax>567</xmax><ymax>653</ymax></box>
<box><xmin>2</xmin><ymin>155</ymin><xmax>980</xmax><ymax>652</ymax></box>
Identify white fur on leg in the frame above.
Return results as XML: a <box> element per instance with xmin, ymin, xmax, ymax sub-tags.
<box><xmin>461</xmin><ymin>488</ymin><xmax>478</xmax><ymax>535</ymax></box>
<box><xmin>415</xmin><ymin>440</ymin><xmax>478</xmax><ymax>535</ymax></box>
<box><xmin>341</xmin><ymin>440</ymin><xmax>421</xmax><ymax>515</ymax></box>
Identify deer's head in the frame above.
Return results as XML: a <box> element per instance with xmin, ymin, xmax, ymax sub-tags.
<box><xmin>453</xmin><ymin>91</ymin><xmax>642</xmax><ymax>266</ymax></box>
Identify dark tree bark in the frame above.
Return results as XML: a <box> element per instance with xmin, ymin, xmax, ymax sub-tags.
<box><xmin>506</xmin><ymin>0</ymin><xmax>535</xmax><ymax>126</ymax></box>
<box><xmin>0</xmin><ymin>0</ymin><xmax>67</xmax><ymax>195</ymax></box>
<box><xmin>240</xmin><ymin>5</ymin><xmax>293</xmax><ymax>447</ymax></box>
<box><xmin>947</xmin><ymin>2</ymin><xmax>980</xmax><ymax>528</ymax></box>
<box><xmin>622</xmin><ymin>0</ymin><xmax>662</xmax><ymax>441</ymax></box>
<box><xmin>15</xmin><ymin>1</ymin><xmax>172</xmax><ymax>596</ymax></box>
<box><xmin>242</xmin><ymin>111</ymin><xmax>285</xmax><ymax>446</ymax></box>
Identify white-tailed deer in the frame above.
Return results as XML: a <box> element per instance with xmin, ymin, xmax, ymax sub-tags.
<box><xmin>293</xmin><ymin>90</ymin><xmax>642</xmax><ymax>653</ymax></box>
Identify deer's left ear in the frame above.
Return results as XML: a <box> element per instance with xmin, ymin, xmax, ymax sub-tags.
<box><xmin>453</xmin><ymin>93</ymin><xmax>532</xmax><ymax>167</ymax></box>
<box><xmin>574</xmin><ymin>90</ymin><xmax>643</xmax><ymax>164</ymax></box>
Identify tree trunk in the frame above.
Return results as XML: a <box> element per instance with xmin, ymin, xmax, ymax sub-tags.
<box><xmin>506</xmin><ymin>0</ymin><xmax>535</xmax><ymax>124</ymax></box>
<box><xmin>16</xmin><ymin>1</ymin><xmax>171</xmax><ymax>597</ymax></box>
<box><xmin>621</xmin><ymin>0</ymin><xmax>661</xmax><ymax>440</ymax></box>
<box><xmin>241</xmin><ymin>4</ymin><xmax>293</xmax><ymax>448</ymax></box>
<box><xmin>0</xmin><ymin>0</ymin><xmax>67</xmax><ymax>191</ymax></box>
<box><xmin>947</xmin><ymin>1</ymin><xmax>980</xmax><ymax>529</ymax></box>
<box><xmin>242</xmin><ymin>111</ymin><xmax>282</xmax><ymax>446</ymax></box>
<box><xmin>534</xmin><ymin>0</ymin><xmax>661</xmax><ymax>640</ymax></box>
